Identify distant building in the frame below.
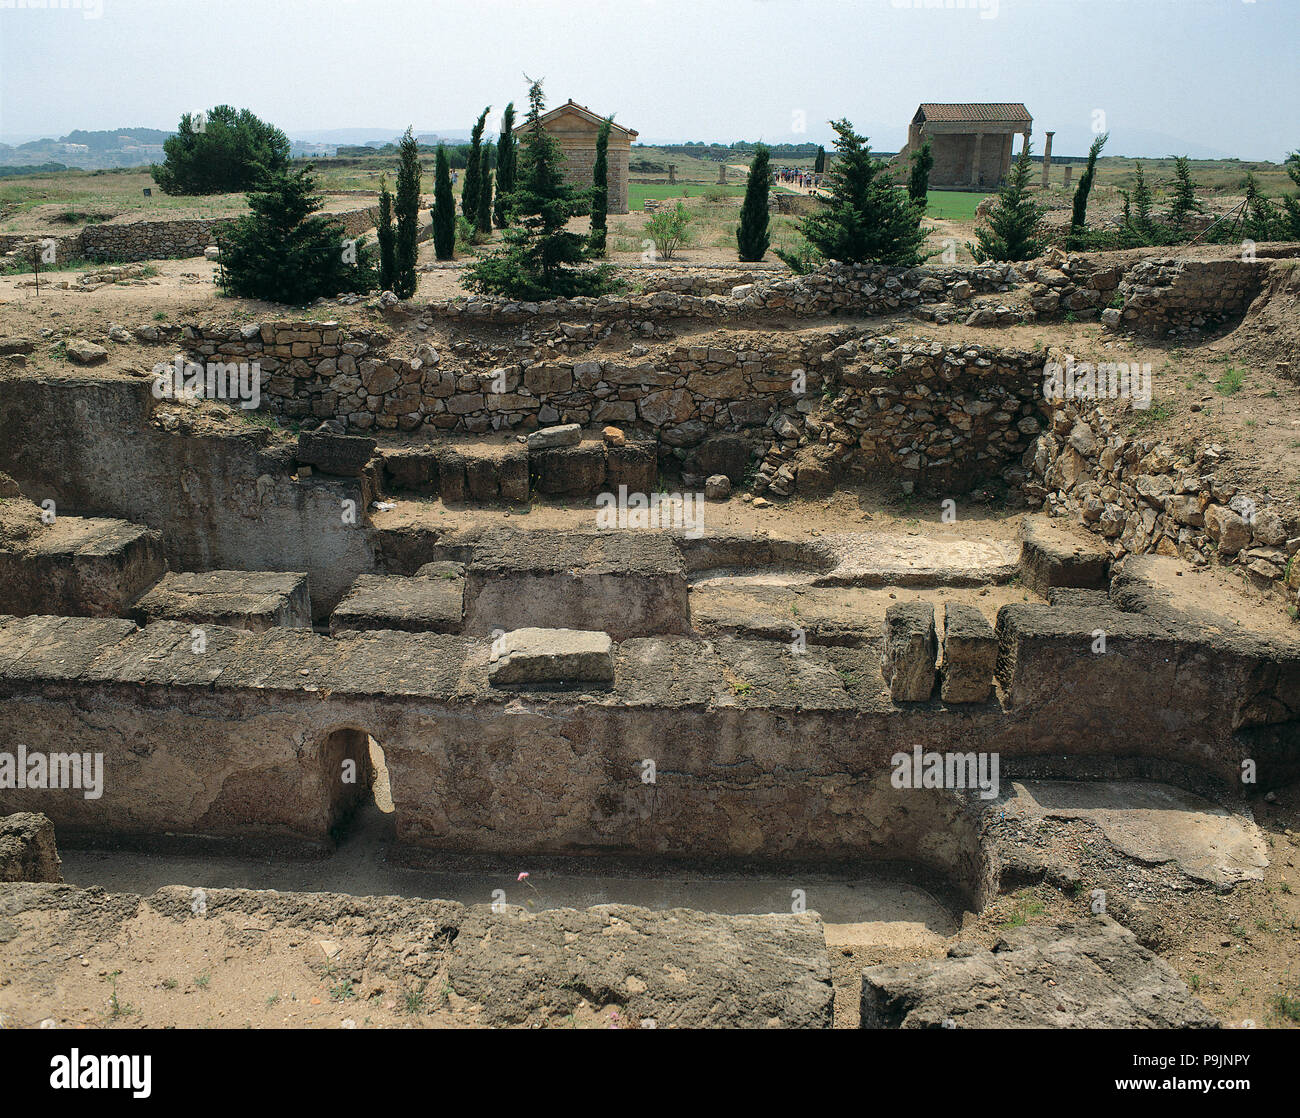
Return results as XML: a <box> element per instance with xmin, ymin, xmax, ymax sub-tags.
<box><xmin>900</xmin><ymin>103</ymin><xmax>1033</xmax><ymax>190</ymax></box>
<box><xmin>515</xmin><ymin>99</ymin><xmax>638</xmax><ymax>214</ymax></box>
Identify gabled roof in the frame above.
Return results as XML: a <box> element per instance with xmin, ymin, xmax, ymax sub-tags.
<box><xmin>914</xmin><ymin>103</ymin><xmax>1032</xmax><ymax>125</ymax></box>
<box><xmin>515</xmin><ymin>99</ymin><xmax>638</xmax><ymax>139</ymax></box>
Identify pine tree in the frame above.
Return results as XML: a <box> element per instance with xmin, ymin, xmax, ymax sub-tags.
<box><xmin>1166</xmin><ymin>155</ymin><xmax>1204</xmax><ymax>229</ymax></box>
<box><xmin>969</xmin><ymin>145</ymin><xmax>1045</xmax><ymax>262</ymax></box>
<box><xmin>907</xmin><ymin>140</ymin><xmax>933</xmax><ymax>206</ymax></box>
<box><xmin>798</xmin><ymin>119</ymin><xmax>927</xmax><ymax>268</ymax></box>
<box><xmin>462</xmin><ymin>106</ymin><xmax>489</xmax><ymax>221</ymax></box>
<box><xmin>494</xmin><ymin>103</ymin><xmax>517</xmax><ymax>228</ymax></box>
<box><xmin>465</xmin><ymin>79</ymin><xmax>617</xmax><ymax>300</ymax></box>
<box><xmin>393</xmin><ymin>127</ymin><xmax>421</xmax><ymax>299</ymax></box>
<box><xmin>376</xmin><ymin>175</ymin><xmax>396</xmax><ymax>290</ymax></box>
<box><xmin>1242</xmin><ymin>173</ymin><xmax>1279</xmax><ymax>242</ymax></box>
<box><xmin>814</xmin><ymin>146</ymin><xmax>826</xmax><ymax>174</ymax></box>
<box><xmin>1130</xmin><ymin>162</ymin><xmax>1154</xmax><ymax>235</ymax></box>
<box><xmin>476</xmin><ymin>146</ymin><xmax>493</xmax><ymax>237</ymax></box>
<box><xmin>217</xmin><ymin>165</ymin><xmax>375</xmax><ymax>304</ymax></box>
<box><xmin>736</xmin><ymin>144</ymin><xmax>771</xmax><ymax>262</ymax></box>
<box><xmin>589</xmin><ymin>115</ymin><xmax>613</xmax><ymax>256</ymax></box>
<box><xmin>432</xmin><ymin>144</ymin><xmax>456</xmax><ymax>260</ymax></box>
<box><xmin>1070</xmin><ymin>132</ymin><xmax>1108</xmax><ymax>241</ymax></box>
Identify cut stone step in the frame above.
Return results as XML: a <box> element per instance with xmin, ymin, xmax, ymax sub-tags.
<box><xmin>464</xmin><ymin>530</ymin><xmax>690</xmax><ymax>641</ymax></box>
<box><xmin>1019</xmin><ymin>515</ymin><xmax>1109</xmax><ymax>596</ymax></box>
<box><xmin>132</xmin><ymin>570</ymin><xmax>311</xmax><ymax>632</ymax></box>
<box><xmin>488</xmin><ymin>627</ymin><xmax>614</xmax><ymax>688</ymax></box>
<box><xmin>0</xmin><ymin>516</ymin><xmax>166</xmax><ymax>618</ymax></box>
<box><xmin>330</xmin><ymin>568</ymin><xmax>465</xmax><ymax>635</ymax></box>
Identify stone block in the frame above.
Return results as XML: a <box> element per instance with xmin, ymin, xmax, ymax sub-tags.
<box><xmin>526</xmin><ymin>423</ymin><xmax>581</xmax><ymax>450</ymax></box>
<box><xmin>488</xmin><ymin>627</ymin><xmax>614</xmax><ymax>689</ymax></box>
<box><xmin>940</xmin><ymin>602</ymin><xmax>996</xmax><ymax>704</ymax></box>
<box><xmin>297</xmin><ymin>431</ymin><xmax>376</xmax><ymax>477</ymax></box>
<box><xmin>881</xmin><ymin>601</ymin><xmax>936</xmax><ymax>702</ymax></box>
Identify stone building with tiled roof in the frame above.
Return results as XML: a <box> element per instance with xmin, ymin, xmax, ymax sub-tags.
<box><xmin>899</xmin><ymin>103</ymin><xmax>1033</xmax><ymax>190</ymax></box>
<box><xmin>515</xmin><ymin>99</ymin><xmax>638</xmax><ymax>214</ymax></box>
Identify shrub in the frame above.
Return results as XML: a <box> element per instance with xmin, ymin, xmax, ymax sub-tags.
<box><xmin>646</xmin><ymin>202</ymin><xmax>693</xmax><ymax>260</ymax></box>
<box><xmin>969</xmin><ymin>144</ymin><xmax>1045</xmax><ymax>262</ymax></box>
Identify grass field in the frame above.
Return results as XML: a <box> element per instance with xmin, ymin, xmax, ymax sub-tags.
<box><xmin>628</xmin><ymin>182</ymin><xmax>763</xmax><ymax>208</ymax></box>
<box><xmin>924</xmin><ymin>190</ymin><xmax>988</xmax><ymax>220</ymax></box>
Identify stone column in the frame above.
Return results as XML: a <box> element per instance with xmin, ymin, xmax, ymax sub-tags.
<box><xmin>970</xmin><ymin>133</ymin><xmax>983</xmax><ymax>188</ymax></box>
<box><xmin>668</xmin><ymin>164</ymin><xmax>677</xmax><ymax>185</ymax></box>
<box><xmin>1062</xmin><ymin>165</ymin><xmax>1074</xmax><ymax>191</ymax></box>
<box><xmin>717</xmin><ymin>162</ymin><xmax>727</xmax><ymax>185</ymax></box>
<box><xmin>1042</xmin><ymin>131</ymin><xmax>1055</xmax><ymax>188</ymax></box>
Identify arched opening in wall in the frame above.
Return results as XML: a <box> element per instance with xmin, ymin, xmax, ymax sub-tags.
<box><xmin>323</xmin><ymin>726</ymin><xmax>395</xmax><ymax>849</ymax></box>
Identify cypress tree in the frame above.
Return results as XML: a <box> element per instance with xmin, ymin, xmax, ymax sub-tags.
<box><xmin>465</xmin><ymin>79</ymin><xmax>617</xmax><ymax>300</ymax></box>
<box><xmin>737</xmin><ymin>143</ymin><xmax>771</xmax><ymax>262</ymax></box>
<box><xmin>589</xmin><ymin>115</ymin><xmax>613</xmax><ymax>256</ymax></box>
<box><xmin>494</xmin><ymin>102</ymin><xmax>517</xmax><ymax>228</ymax></box>
<box><xmin>814</xmin><ymin>146</ymin><xmax>826</xmax><ymax>174</ymax></box>
<box><xmin>907</xmin><ymin>140</ymin><xmax>933</xmax><ymax>206</ymax></box>
<box><xmin>1070</xmin><ymin>132</ymin><xmax>1108</xmax><ymax>240</ymax></box>
<box><xmin>393</xmin><ymin>126</ymin><xmax>421</xmax><ymax>299</ymax></box>
<box><xmin>476</xmin><ymin>146</ymin><xmax>493</xmax><ymax>237</ymax></box>
<box><xmin>376</xmin><ymin>175</ymin><xmax>396</xmax><ymax>290</ymax></box>
<box><xmin>969</xmin><ymin>144</ymin><xmax>1045</xmax><ymax>262</ymax></box>
<box><xmin>1166</xmin><ymin>155</ymin><xmax>1204</xmax><ymax>229</ymax></box>
<box><xmin>462</xmin><ymin>106</ymin><xmax>489</xmax><ymax>221</ymax></box>
<box><xmin>1130</xmin><ymin>162</ymin><xmax>1154</xmax><ymax>234</ymax></box>
<box><xmin>799</xmin><ymin>119</ymin><xmax>927</xmax><ymax>268</ymax></box>
<box><xmin>432</xmin><ymin>144</ymin><xmax>456</xmax><ymax>260</ymax></box>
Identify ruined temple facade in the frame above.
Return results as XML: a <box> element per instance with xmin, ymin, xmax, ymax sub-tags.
<box><xmin>515</xmin><ymin>99</ymin><xmax>637</xmax><ymax>214</ymax></box>
<box><xmin>903</xmin><ymin>103</ymin><xmax>1032</xmax><ymax>190</ymax></box>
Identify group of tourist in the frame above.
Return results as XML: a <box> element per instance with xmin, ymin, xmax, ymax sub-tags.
<box><xmin>773</xmin><ymin>167</ymin><xmax>823</xmax><ymax>190</ymax></box>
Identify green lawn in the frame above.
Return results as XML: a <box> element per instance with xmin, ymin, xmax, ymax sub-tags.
<box><xmin>627</xmin><ymin>182</ymin><xmax>754</xmax><ymax>207</ymax></box>
<box><xmin>925</xmin><ymin>190</ymin><xmax>988</xmax><ymax>221</ymax></box>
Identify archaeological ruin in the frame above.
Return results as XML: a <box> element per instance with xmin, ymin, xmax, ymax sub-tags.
<box><xmin>515</xmin><ymin>99</ymin><xmax>637</xmax><ymax>214</ymax></box>
<box><xmin>900</xmin><ymin>103</ymin><xmax>1034</xmax><ymax>190</ymax></box>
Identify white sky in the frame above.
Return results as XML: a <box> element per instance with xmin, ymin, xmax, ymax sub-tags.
<box><xmin>0</xmin><ymin>0</ymin><xmax>1295</xmax><ymax>159</ymax></box>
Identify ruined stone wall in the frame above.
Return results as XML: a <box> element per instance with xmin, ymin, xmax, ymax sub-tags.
<box><xmin>0</xmin><ymin>373</ymin><xmax>377</xmax><ymax>617</ymax></box>
<box><xmin>0</xmin><ymin>206</ymin><xmax>378</xmax><ymax>266</ymax></box>
<box><xmin>1023</xmin><ymin>387</ymin><xmax>1298</xmax><ymax>601</ymax></box>
<box><xmin>0</xmin><ymin>607</ymin><xmax>1293</xmax><ymax>867</ymax></box>
<box><xmin>1112</xmin><ymin>258</ymin><xmax>1268</xmax><ymax>336</ymax></box>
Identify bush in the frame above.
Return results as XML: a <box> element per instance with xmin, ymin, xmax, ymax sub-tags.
<box><xmin>969</xmin><ymin>145</ymin><xmax>1045</xmax><ymax>262</ymax></box>
<box><xmin>217</xmin><ymin>166</ymin><xmax>375</xmax><ymax>304</ymax></box>
<box><xmin>646</xmin><ymin>202</ymin><xmax>693</xmax><ymax>260</ymax></box>
<box><xmin>152</xmin><ymin>106</ymin><xmax>289</xmax><ymax>196</ymax></box>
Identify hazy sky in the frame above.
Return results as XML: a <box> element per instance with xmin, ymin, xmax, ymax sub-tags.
<box><xmin>0</xmin><ymin>0</ymin><xmax>1295</xmax><ymax>159</ymax></box>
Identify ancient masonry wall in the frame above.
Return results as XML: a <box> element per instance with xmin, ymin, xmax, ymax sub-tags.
<box><xmin>0</xmin><ymin>205</ymin><xmax>378</xmax><ymax>265</ymax></box>
<box><xmin>1023</xmin><ymin>375</ymin><xmax>1299</xmax><ymax>605</ymax></box>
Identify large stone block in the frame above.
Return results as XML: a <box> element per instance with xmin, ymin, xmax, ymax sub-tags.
<box><xmin>531</xmin><ymin>441</ymin><xmax>608</xmax><ymax>496</ymax></box>
<box><xmin>463</xmin><ymin>530</ymin><xmax>690</xmax><ymax>640</ymax></box>
<box><xmin>297</xmin><ymin>431</ymin><xmax>376</xmax><ymax>477</ymax></box>
<box><xmin>329</xmin><ymin>570</ymin><xmax>464</xmax><ymax>635</ymax></box>
<box><xmin>132</xmin><ymin>570</ymin><xmax>311</xmax><ymax>632</ymax></box>
<box><xmin>1019</xmin><ymin>515</ymin><xmax>1109</xmax><ymax>597</ymax></box>
<box><xmin>860</xmin><ymin>919</ymin><xmax>1218</xmax><ymax>1029</ymax></box>
<box><xmin>0</xmin><ymin>812</ymin><xmax>62</xmax><ymax>882</ymax></box>
<box><xmin>940</xmin><ymin>603</ymin><xmax>996</xmax><ymax>704</ymax></box>
<box><xmin>488</xmin><ymin>627</ymin><xmax>614</xmax><ymax>688</ymax></box>
<box><xmin>881</xmin><ymin>601</ymin><xmax>936</xmax><ymax>702</ymax></box>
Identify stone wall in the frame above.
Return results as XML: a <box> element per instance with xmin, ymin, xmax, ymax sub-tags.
<box><xmin>0</xmin><ymin>205</ymin><xmax>378</xmax><ymax>266</ymax></box>
<box><xmin>1111</xmin><ymin>258</ymin><xmax>1268</xmax><ymax>336</ymax></box>
<box><xmin>1023</xmin><ymin>382</ymin><xmax>1299</xmax><ymax>603</ymax></box>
